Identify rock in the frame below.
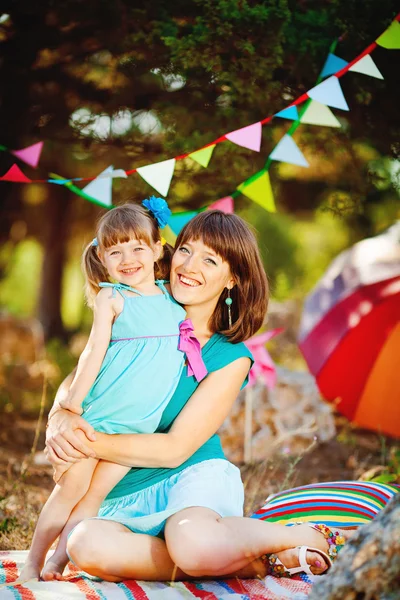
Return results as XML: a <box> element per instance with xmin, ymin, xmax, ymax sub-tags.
<box><xmin>308</xmin><ymin>493</ymin><xmax>400</xmax><ymax>600</ymax></box>
<box><xmin>219</xmin><ymin>365</ymin><xmax>336</xmax><ymax>463</ymax></box>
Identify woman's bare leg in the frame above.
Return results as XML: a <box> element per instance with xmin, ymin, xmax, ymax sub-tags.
<box><xmin>165</xmin><ymin>507</ymin><xmax>352</xmax><ymax>578</ymax></box>
<box><xmin>67</xmin><ymin>518</ymin><xmax>268</xmax><ymax>582</ymax></box>
<box><xmin>18</xmin><ymin>457</ymin><xmax>98</xmax><ymax>582</ymax></box>
<box><xmin>42</xmin><ymin>461</ymin><xmax>130</xmax><ymax>581</ymax></box>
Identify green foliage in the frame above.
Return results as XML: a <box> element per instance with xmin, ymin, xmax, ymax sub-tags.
<box><xmin>0</xmin><ymin>240</ymin><xmax>42</xmax><ymax>317</ymax></box>
<box><xmin>371</xmin><ymin>448</ymin><xmax>400</xmax><ymax>485</ymax></box>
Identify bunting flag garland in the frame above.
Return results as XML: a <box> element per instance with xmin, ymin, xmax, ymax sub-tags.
<box><xmin>320</xmin><ymin>53</ymin><xmax>348</xmax><ymax>78</ymax></box>
<box><xmin>237</xmin><ymin>171</ymin><xmax>276</xmax><ymax>212</ymax></box>
<box><xmin>349</xmin><ymin>54</ymin><xmax>384</xmax><ymax>79</ymax></box>
<box><xmin>188</xmin><ymin>145</ymin><xmax>216</xmax><ymax>168</ymax></box>
<box><xmin>300</xmin><ymin>100</ymin><xmax>342</xmax><ymax>127</ymax></box>
<box><xmin>274</xmin><ymin>106</ymin><xmax>299</xmax><ymax>121</ymax></box>
<box><xmin>376</xmin><ymin>20</ymin><xmax>400</xmax><ymax>49</ymax></box>
<box><xmin>137</xmin><ymin>158</ymin><xmax>176</xmax><ymax>197</ymax></box>
<box><xmin>269</xmin><ymin>134</ymin><xmax>309</xmax><ymax>167</ymax></box>
<box><xmin>10</xmin><ymin>141</ymin><xmax>44</xmax><ymax>168</ymax></box>
<box><xmin>0</xmin><ymin>14</ymin><xmax>398</xmax><ymax>217</ymax></box>
<box><xmin>307</xmin><ymin>76</ymin><xmax>349</xmax><ymax>111</ymax></box>
<box><xmin>81</xmin><ymin>166</ymin><xmax>114</xmax><ymax>207</ymax></box>
<box><xmin>225</xmin><ymin>122</ymin><xmax>262</xmax><ymax>152</ymax></box>
<box><xmin>0</xmin><ymin>164</ymin><xmax>32</xmax><ymax>183</ymax></box>
<box><xmin>161</xmin><ymin>224</ymin><xmax>178</xmax><ymax>245</ymax></box>
<box><xmin>208</xmin><ymin>196</ymin><xmax>234</xmax><ymax>213</ymax></box>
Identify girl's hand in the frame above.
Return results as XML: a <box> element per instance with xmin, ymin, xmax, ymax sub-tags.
<box><xmin>45</xmin><ymin>409</ymin><xmax>97</xmax><ymax>465</ymax></box>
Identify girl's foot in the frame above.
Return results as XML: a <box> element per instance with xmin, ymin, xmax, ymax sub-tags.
<box><xmin>15</xmin><ymin>561</ymin><xmax>41</xmax><ymax>583</ymax></box>
<box><xmin>41</xmin><ymin>555</ymin><xmax>69</xmax><ymax>581</ymax></box>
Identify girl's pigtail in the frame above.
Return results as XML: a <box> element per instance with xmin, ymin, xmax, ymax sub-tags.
<box><xmin>82</xmin><ymin>242</ymin><xmax>109</xmax><ymax>308</ymax></box>
<box><xmin>155</xmin><ymin>242</ymin><xmax>174</xmax><ymax>281</ymax></box>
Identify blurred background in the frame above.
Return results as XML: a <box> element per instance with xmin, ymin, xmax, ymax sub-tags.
<box><xmin>0</xmin><ymin>1</ymin><xmax>399</xmax><ymax>549</ymax></box>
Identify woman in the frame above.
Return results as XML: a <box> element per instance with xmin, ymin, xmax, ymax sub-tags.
<box><xmin>45</xmin><ymin>211</ymin><xmax>345</xmax><ymax>582</ymax></box>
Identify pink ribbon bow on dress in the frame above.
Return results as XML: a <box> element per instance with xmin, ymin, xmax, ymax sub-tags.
<box><xmin>178</xmin><ymin>319</ymin><xmax>208</xmax><ymax>382</ymax></box>
<box><xmin>244</xmin><ymin>328</ymin><xmax>283</xmax><ymax>389</ymax></box>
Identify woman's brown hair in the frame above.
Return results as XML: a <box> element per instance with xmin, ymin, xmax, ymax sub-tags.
<box><xmin>82</xmin><ymin>203</ymin><xmax>173</xmax><ymax>307</ymax></box>
<box><xmin>175</xmin><ymin>210</ymin><xmax>269</xmax><ymax>343</ymax></box>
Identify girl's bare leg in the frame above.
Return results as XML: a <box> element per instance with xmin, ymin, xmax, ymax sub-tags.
<box><xmin>41</xmin><ymin>460</ymin><xmax>130</xmax><ymax>581</ymax></box>
<box><xmin>18</xmin><ymin>457</ymin><xmax>98</xmax><ymax>582</ymax></box>
<box><xmin>165</xmin><ymin>507</ymin><xmax>353</xmax><ymax>578</ymax></box>
<box><xmin>66</xmin><ymin>519</ymin><xmax>267</xmax><ymax>582</ymax></box>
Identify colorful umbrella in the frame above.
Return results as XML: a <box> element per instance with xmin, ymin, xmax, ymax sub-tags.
<box><xmin>299</xmin><ymin>222</ymin><xmax>400</xmax><ymax>438</ymax></box>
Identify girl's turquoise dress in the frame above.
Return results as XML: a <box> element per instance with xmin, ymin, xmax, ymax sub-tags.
<box><xmin>81</xmin><ymin>280</ymin><xmax>186</xmax><ymax>434</ymax></box>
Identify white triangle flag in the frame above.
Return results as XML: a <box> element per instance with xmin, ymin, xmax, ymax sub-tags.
<box><xmin>269</xmin><ymin>135</ymin><xmax>309</xmax><ymax>168</ymax></box>
<box><xmin>137</xmin><ymin>158</ymin><xmax>176</xmax><ymax>197</ymax></box>
<box><xmin>82</xmin><ymin>166</ymin><xmax>114</xmax><ymax>207</ymax></box>
<box><xmin>300</xmin><ymin>101</ymin><xmax>341</xmax><ymax>128</ymax></box>
<box><xmin>349</xmin><ymin>55</ymin><xmax>384</xmax><ymax>80</ymax></box>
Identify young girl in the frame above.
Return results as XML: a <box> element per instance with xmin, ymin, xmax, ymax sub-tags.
<box><xmin>19</xmin><ymin>198</ymin><xmax>206</xmax><ymax>582</ymax></box>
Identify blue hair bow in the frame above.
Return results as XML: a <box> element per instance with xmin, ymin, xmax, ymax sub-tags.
<box><xmin>142</xmin><ymin>196</ymin><xmax>171</xmax><ymax>229</ymax></box>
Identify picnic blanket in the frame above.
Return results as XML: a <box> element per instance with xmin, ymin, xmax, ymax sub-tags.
<box><xmin>0</xmin><ymin>551</ymin><xmax>313</xmax><ymax>600</ymax></box>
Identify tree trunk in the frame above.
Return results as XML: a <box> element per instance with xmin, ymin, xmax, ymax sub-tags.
<box><xmin>308</xmin><ymin>493</ymin><xmax>400</xmax><ymax>600</ymax></box>
<box><xmin>37</xmin><ymin>186</ymin><xmax>72</xmax><ymax>340</ymax></box>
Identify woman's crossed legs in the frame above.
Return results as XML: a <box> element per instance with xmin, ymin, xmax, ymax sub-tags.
<box><xmin>67</xmin><ymin>506</ymin><xmax>350</xmax><ymax>581</ymax></box>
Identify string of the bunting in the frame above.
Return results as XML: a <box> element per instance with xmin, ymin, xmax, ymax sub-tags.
<box><xmin>0</xmin><ymin>15</ymin><xmax>399</xmax><ymax>214</ymax></box>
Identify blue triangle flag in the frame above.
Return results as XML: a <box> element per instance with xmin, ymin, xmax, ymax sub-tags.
<box><xmin>308</xmin><ymin>76</ymin><xmax>349</xmax><ymax>111</ymax></box>
<box><xmin>270</xmin><ymin>134</ymin><xmax>309</xmax><ymax>168</ymax></box>
<box><xmin>169</xmin><ymin>211</ymin><xmax>199</xmax><ymax>236</ymax></box>
<box><xmin>321</xmin><ymin>53</ymin><xmax>348</xmax><ymax>78</ymax></box>
<box><xmin>275</xmin><ymin>106</ymin><xmax>299</xmax><ymax>121</ymax></box>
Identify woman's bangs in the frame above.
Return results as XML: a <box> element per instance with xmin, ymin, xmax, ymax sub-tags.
<box><xmin>177</xmin><ymin>216</ymin><xmax>233</xmax><ymax>263</ymax></box>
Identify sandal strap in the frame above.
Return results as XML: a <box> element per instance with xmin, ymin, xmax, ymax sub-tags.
<box><xmin>307</xmin><ymin>523</ymin><xmax>346</xmax><ymax>559</ymax></box>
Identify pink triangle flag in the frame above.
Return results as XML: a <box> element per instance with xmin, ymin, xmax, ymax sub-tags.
<box><xmin>0</xmin><ymin>164</ymin><xmax>32</xmax><ymax>183</ymax></box>
<box><xmin>208</xmin><ymin>196</ymin><xmax>234</xmax><ymax>213</ymax></box>
<box><xmin>225</xmin><ymin>122</ymin><xmax>262</xmax><ymax>152</ymax></box>
<box><xmin>11</xmin><ymin>142</ymin><xmax>44</xmax><ymax>168</ymax></box>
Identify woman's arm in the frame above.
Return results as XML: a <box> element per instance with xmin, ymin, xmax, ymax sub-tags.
<box><xmin>59</xmin><ymin>289</ymin><xmax>114</xmax><ymax>414</ymax></box>
<box><xmin>72</xmin><ymin>357</ymin><xmax>251</xmax><ymax>468</ymax></box>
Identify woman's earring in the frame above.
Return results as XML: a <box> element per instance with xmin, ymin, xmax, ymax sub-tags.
<box><xmin>225</xmin><ymin>288</ymin><xmax>233</xmax><ymax>328</ymax></box>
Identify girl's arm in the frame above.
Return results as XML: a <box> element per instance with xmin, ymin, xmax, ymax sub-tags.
<box><xmin>64</xmin><ymin>356</ymin><xmax>251</xmax><ymax>468</ymax></box>
<box><xmin>59</xmin><ymin>289</ymin><xmax>115</xmax><ymax>414</ymax></box>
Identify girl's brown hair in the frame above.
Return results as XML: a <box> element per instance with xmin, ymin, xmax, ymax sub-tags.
<box><xmin>82</xmin><ymin>203</ymin><xmax>173</xmax><ymax>307</ymax></box>
<box><xmin>175</xmin><ymin>210</ymin><xmax>268</xmax><ymax>343</ymax></box>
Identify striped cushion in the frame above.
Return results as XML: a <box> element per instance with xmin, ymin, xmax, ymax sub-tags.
<box><xmin>251</xmin><ymin>481</ymin><xmax>400</xmax><ymax>528</ymax></box>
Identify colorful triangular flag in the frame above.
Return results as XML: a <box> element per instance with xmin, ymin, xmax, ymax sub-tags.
<box><xmin>320</xmin><ymin>53</ymin><xmax>348</xmax><ymax>78</ymax></box>
<box><xmin>274</xmin><ymin>106</ymin><xmax>299</xmax><ymax>121</ymax></box>
<box><xmin>308</xmin><ymin>76</ymin><xmax>349</xmax><ymax>111</ymax></box>
<box><xmin>162</xmin><ymin>224</ymin><xmax>177</xmax><ymax>246</ymax></box>
<box><xmin>269</xmin><ymin>134</ymin><xmax>309</xmax><ymax>167</ymax></box>
<box><xmin>137</xmin><ymin>158</ymin><xmax>176</xmax><ymax>197</ymax></box>
<box><xmin>189</xmin><ymin>145</ymin><xmax>216</xmax><ymax>168</ymax></box>
<box><xmin>81</xmin><ymin>166</ymin><xmax>114</xmax><ymax>207</ymax></box>
<box><xmin>208</xmin><ymin>196</ymin><xmax>234</xmax><ymax>213</ymax></box>
<box><xmin>300</xmin><ymin>100</ymin><xmax>341</xmax><ymax>127</ymax></box>
<box><xmin>169</xmin><ymin>211</ymin><xmax>200</xmax><ymax>236</ymax></box>
<box><xmin>237</xmin><ymin>170</ymin><xmax>276</xmax><ymax>212</ymax></box>
<box><xmin>10</xmin><ymin>141</ymin><xmax>44</xmax><ymax>168</ymax></box>
<box><xmin>376</xmin><ymin>20</ymin><xmax>400</xmax><ymax>49</ymax></box>
<box><xmin>225</xmin><ymin>122</ymin><xmax>262</xmax><ymax>152</ymax></box>
<box><xmin>0</xmin><ymin>164</ymin><xmax>32</xmax><ymax>183</ymax></box>
<box><xmin>349</xmin><ymin>54</ymin><xmax>383</xmax><ymax>79</ymax></box>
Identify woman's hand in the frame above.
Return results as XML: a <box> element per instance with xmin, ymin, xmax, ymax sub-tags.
<box><xmin>45</xmin><ymin>409</ymin><xmax>97</xmax><ymax>466</ymax></box>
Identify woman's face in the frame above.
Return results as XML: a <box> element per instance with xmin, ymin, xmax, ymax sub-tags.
<box><xmin>170</xmin><ymin>238</ymin><xmax>234</xmax><ymax>309</ymax></box>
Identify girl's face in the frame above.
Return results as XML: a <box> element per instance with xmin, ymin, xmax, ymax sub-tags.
<box><xmin>100</xmin><ymin>236</ymin><xmax>162</xmax><ymax>289</ymax></box>
<box><xmin>170</xmin><ymin>238</ymin><xmax>234</xmax><ymax>310</ymax></box>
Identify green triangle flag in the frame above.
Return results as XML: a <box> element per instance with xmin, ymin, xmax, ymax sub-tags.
<box><xmin>189</xmin><ymin>145</ymin><xmax>216</xmax><ymax>168</ymax></box>
<box><xmin>376</xmin><ymin>20</ymin><xmax>400</xmax><ymax>49</ymax></box>
<box><xmin>162</xmin><ymin>224</ymin><xmax>177</xmax><ymax>245</ymax></box>
<box><xmin>237</xmin><ymin>170</ymin><xmax>276</xmax><ymax>212</ymax></box>
<box><xmin>300</xmin><ymin>100</ymin><xmax>341</xmax><ymax>128</ymax></box>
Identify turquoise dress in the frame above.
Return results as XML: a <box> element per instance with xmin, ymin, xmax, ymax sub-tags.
<box><xmin>81</xmin><ymin>280</ymin><xmax>186</xmax><ymax>435</ymax></box>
